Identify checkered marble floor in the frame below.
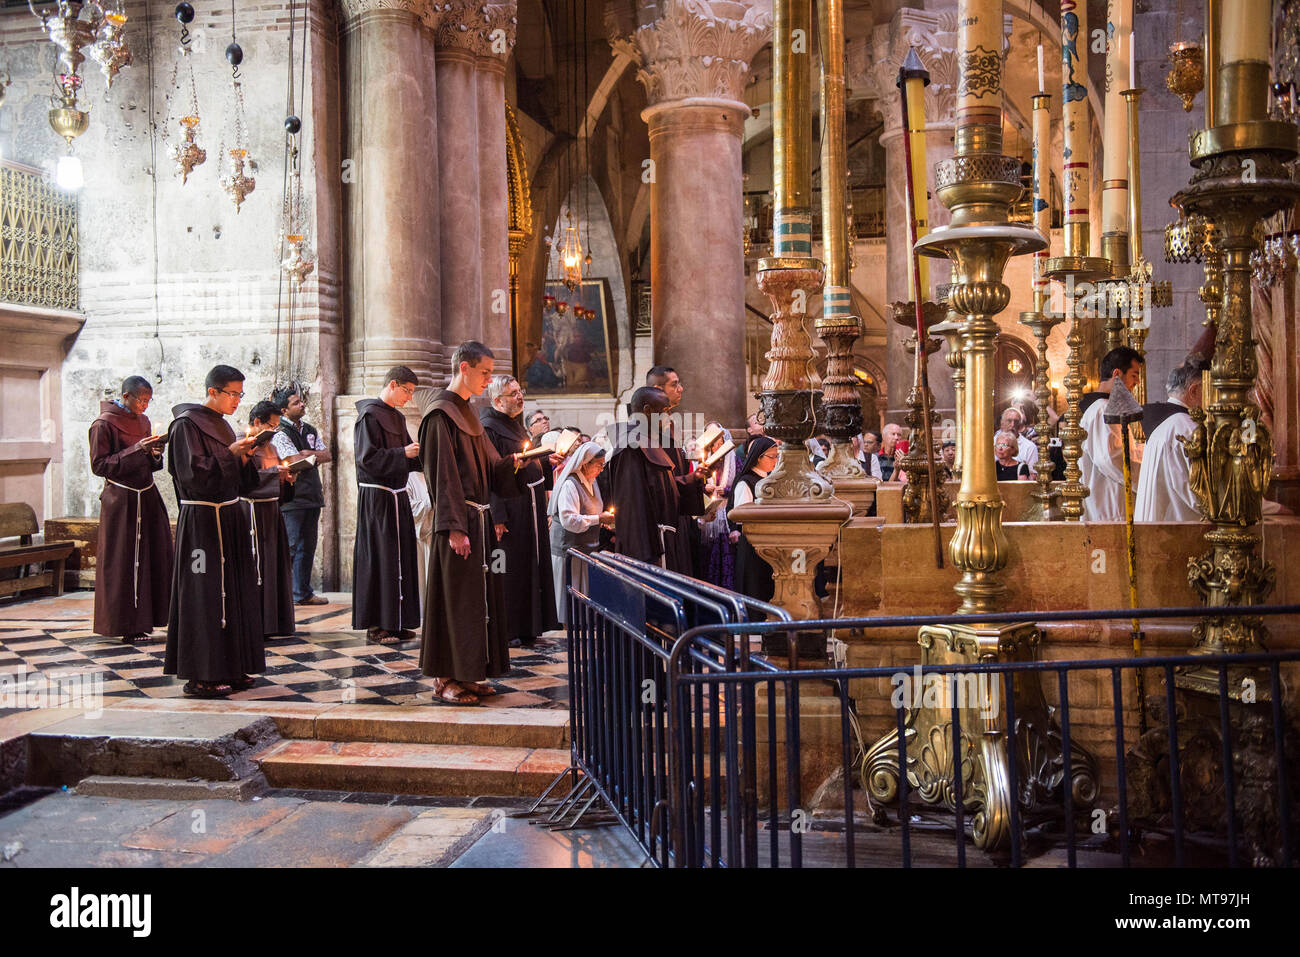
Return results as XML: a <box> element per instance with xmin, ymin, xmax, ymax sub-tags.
<box><xmin>0</xmin><ymin>592</ymin><xmax>568</xmax><ymax>708</ymax></box>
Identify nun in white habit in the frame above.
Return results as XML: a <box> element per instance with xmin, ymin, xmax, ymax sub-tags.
<box><xmin>548</xmin><ymin>441</ymin><xmax>615</xmax><ymax>624</ymax></box>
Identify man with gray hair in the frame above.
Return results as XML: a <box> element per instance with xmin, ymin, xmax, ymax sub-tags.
<box><xmin>479</xmin><ymin>374</ymin><xmax>558</xmax><ymax>647</ymax></box>
<box><xmin>1134</xmin><ymin>361</ymin><xmax>1204</xmax><ymax>523</ymax></box>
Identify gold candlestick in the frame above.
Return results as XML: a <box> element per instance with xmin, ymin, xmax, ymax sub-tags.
<box><xmin>1045</xmin><ymin>0</ymin><xmax>1111</xmax><ymax>521</ymax></box>
<box><xmin>1173</xmin><ymin>6</ymin><xmax>1299</xmax><ymax>688</ymax></box>
<box><xmin>813</xmin><ymin>0</ymin><xmax>874</xmax><ymax>516</ymax></box>
<box><xmin>864</xmin><ymin>2</ymin><xmax>1100</xmax><ymax>852</ymax></box>
<box><xmin>1019</xmin><ymin>90</ymin><xmax>1061</xmax><ymax>517</ymax></box>
<box><xmin>732</xmin><ymin>0</ymin><xmax>850</xmax><ymax>650</ymax></box>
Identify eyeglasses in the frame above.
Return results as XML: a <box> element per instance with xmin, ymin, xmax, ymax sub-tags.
<box><xmin>218</xmin><ymin>389</ymin><xmax>245</xmax><ymax>399</ymax></box>
<box><xmin>395</xmin><ymin>383</ymin><xmax>416</xmax><ymax>395</ymax></box>
<box><xmin>504</xmin><ymin>390</ymin><xmax>525</xmax><ymax>399</ymax></box>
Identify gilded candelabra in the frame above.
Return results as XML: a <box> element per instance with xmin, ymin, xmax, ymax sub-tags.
<box><xmin>1018</xmin><ymin>89</ymin><xmax>1060</xmax><ymax>517</ymax></box>
<box><xmin>1170</xmin><ymin>75</ymin><xmax>1299</xmax><ymax>698</ymax></box>
<box><xmin>1044</xmin><ymin>0</ymin><xmax>1111</xmax><ymax>522</ymax></box>
<box><xmin>730</xmin><ymin>0</ymin><xmax>849</xmax><ymax>640</ymax></box>
<box><xmin>813</xmin><ymin>0</ymin><xmax>874</xmax><ymax>517</ymax></box>
<box><xmin>863</xmin><ymin>1</ymin><xmax>1097</xmax><ymax>853</ymax></box>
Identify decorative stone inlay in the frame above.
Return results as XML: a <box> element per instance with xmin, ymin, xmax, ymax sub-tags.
<box><xmin>610</xmin><ymin>0</ymin><xmax>772</xmax><ymax>108</ymax></box>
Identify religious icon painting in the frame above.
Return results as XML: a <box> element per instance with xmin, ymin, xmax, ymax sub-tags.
<box><xmin>529</xmin><ymin>279</ymin><xmax>616</xmax><ymax>397</ymax></box>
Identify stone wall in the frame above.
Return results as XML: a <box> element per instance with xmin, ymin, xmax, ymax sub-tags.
<box><xmin>2</xmin><ymin>0</ymin><xmax>341</xmax><ymax>585</ymax></box>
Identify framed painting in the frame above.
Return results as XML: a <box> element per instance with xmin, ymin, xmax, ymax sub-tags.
<box><xmin>523</xmin><ymin>278</ymin><xmax>616</xmax><ymax>397</ymax></box>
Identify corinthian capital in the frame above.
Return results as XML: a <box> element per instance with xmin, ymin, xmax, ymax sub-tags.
<box><xmin>434</xmin><ymin>0</ymin><xmax>517</xmax><ymax>57</ymax></box>
<box><xmin>339</xmin><ymin>0</ymin><xmax>450</xmax><ymax>30</ymax></box>
<box><xmin>613</xmin><ymin>0</ymin><xmax>773</xmax><ymax>108</ymax></box>
<box><xmin>854</xmin><ymin>8</ymin><xmax>961</xmax><ymax>139</ymax></box>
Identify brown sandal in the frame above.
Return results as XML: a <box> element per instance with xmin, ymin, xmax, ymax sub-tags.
<box><xmin>432</xmin><ymin>679</ymin><xmax>478</xmax><ymax>705</ymax></box>
<box><xmin>460</xmin><ymin>681</ymin><xmax>498</xmax><ymax>697</ymax></box>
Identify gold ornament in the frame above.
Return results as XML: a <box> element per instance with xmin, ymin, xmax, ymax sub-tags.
<box><xmin>1166</xmin><ymin>41</ymin><xmax>1204</xmax><ymax>112</ymax></box>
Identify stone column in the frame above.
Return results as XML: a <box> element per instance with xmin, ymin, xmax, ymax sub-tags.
<box><xmin>866</xmin><ymin>10</ymin><xmax>961</xmax><ymax>426</ymax></box>
<box><xmin>435</xmin><ymin>2</ymin><xmax>483</xmax><ymax>365</ymax></box>
<box><xmin>478</xmin><ymin>3</ymin><xmax>516</xmax><ymax>366</ymax></box>
<box><xmin>340</xmin><ymin>0</ymin><xmax>442</xmax><ymax>393</ymax></box>
<box><xmin>621</xmin><ymin>1</ymin><xmax>771</xmax><ymax>429</ymax></box>
<box><xmin>337</xmin><ymin>0</ymin><xmax>442</xmax><ymax>589</ymax></box>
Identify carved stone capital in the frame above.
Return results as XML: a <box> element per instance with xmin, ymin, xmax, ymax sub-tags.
<box><xmin>433</xmin><ymin>0</ymin><xmax>516</xmax><ymax>57</ymax></box>
<box><xmin>612</xmin><ymin>0</ymin><xmax>773</xmax><ymax>108</ymax></box>
<box><xmin>340</xmin><ymin>0</ymin><xmax>450</xmax><ymax>31</ymax></box>
<box><xmin>854</xmin><ymin>8</ymin><xmax>971</xmax><ymax>140</ymax></box>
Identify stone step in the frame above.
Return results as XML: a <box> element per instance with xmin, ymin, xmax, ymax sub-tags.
<box><xmin>74</xmin><ymin>773</ymin><xmax>268</xmax><ymax>801</ymax></box>
<box><xmin>304</xmin><ymin>705</ymin><xmax>570</xmax><ymax>750</ymax></box>
<box><xmin>26</xmin><ymin>711</ymin><xmax>279</xmax><ymax>786</ymax></box>
<box><xmin>96</xmin><ymin>698</ymin><xmax>570</xmax><ymax>750</ymax></box>
<box><xmin>257</xmin><ymin>740</ymin><xmax>571</xmax><ymax>797</ymax></box>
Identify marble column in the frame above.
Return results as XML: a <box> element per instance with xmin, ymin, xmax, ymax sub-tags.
<box><xmin>622</xmin><ymin>1</ymin><xmax>771</xmax><ymax>429</ymax></box>
<box><xmin>338</xmin><ymin>0</ymin><xmax>442</xmax><ymax>588</ymax></box>
<box><xmin>477</xmin><ymin>4</ymin><xmax>516</xmax><ymax>367</ymax></box>
<box><xmin>340</xmin><ymin>0</ymin><xmax>442</xmax><ymax>393</ymax></box>
<box><xmin>867</xmin><ymin>10</ymin><xmax>958</xmax><ymax>426</ymax></box>
<box><xmin>435</xmin><ymin>5</ymin><xmax>483</xmax><ymax>366</ymax></box>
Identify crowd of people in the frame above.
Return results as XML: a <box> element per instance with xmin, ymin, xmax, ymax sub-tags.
<box><xmin>84</xmin><ymin>331</ymin><xmax>1223</xmax><ymax>703</ymax></box>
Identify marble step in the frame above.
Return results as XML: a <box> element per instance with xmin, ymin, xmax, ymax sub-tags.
<box><xmin>26</xmin><ymin>711</ymin><xmax>280</xmax><ymax>786</ymax></box>
<box><xmin>257</xmin><ymin>740</ymin><xmax>571</xmax><ymax>797</ymax></box>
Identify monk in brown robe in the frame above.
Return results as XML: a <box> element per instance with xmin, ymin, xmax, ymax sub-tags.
<box><xmin>418</xmin><ymin>341</ymin><xmax>523</xmax><ymax>705</ymax></box>
<box><xmin>164</xmin><ymin>365</ymin><xmax>265</xmax><ymax>698</ymax></box>
<box><xmin>243</xmin><ymin>400</ymin><xmax>297</xmax><ymax>639</ymax></box>
<box><xmin>89</xmin><ymin>375</ymin><xmax>173</xmax><ymax>640</ymax></box>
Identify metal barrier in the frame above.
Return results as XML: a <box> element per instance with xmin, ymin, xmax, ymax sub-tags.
<box><xmin>559</xmin><ymin>551</ymin><xmax>1300</xmax><ymax>868</ymax></box>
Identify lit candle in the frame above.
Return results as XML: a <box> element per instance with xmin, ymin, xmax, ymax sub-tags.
<box><xmin>1061</xmin><ymin>0</ymin><xmax>1092</xmax><ymax>258</ymax></box>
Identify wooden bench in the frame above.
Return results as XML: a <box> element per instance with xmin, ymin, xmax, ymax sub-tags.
<box><xmin>0</xmin><ymin>503</ymin><xmax>76</xmax><ymax>600</ymax></box>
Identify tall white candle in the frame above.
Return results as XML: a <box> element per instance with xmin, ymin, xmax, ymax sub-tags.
<box><xmin>1061</xmin><ymin>0</ymin><xmax>1092</xmax><ymax>257</ymax></box>
<box><xmin>1101</xmin><ymin>0</ymin><xmax>1132</xmax><ymax>240</ymax></box>
<box><xmin>1038</xmin><ymin>43</ymin><xmax>1045</xmax><ymax>93</ymax></box>
<box><xmin>955</xmin><ymin>0</ymin><xmax>1002</xmax><ymax>131</ymax></box>
<box><xmin>1219</xmin><ymin>0</ymin><xmax>1270</xmax><ymax>63</ymax></box>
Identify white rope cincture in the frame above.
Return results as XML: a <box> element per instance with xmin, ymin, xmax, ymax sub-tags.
<box><xmin>106</xmin><ymin>479</ymin><xmax>154</xmax><ymax>608</ymax></box>
<box><xmin>179</xmin><ymin>498</ymin><xmax>239</xmax><ymax>628</ymax></box>
<box><xmin>359</xmin><ymin>483</ymin><xmax>409</xmax><ymax>627</ymax></box>
<box><xmin>239</xmin><ymin>496</ymin><xmax>278</xmax><ymax>587</ymax></box>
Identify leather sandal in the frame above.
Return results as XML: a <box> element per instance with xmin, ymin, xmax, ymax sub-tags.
<box><xmin>432</xmin><ymin>679</ymin><xmax>478</xmax><ymax>706</ymax></box>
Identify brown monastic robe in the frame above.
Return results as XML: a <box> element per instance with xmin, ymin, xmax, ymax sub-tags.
<box><xmin>163</xmin><ymin>404</ymin><xmax>264</xmax><ymax>682</ymax></box>
<box><xmin>244</xmin><ymin>443</ymin><xmax>296</xmax><ymax>638</ymax></box>
<box><xmin>89</xmin><ymin>401</ymin><xmax>174</xmax><ymax>637</ymax></box>
<box><xmin>418</xmin><ymin>390</ymin><xmax>525</xmax><ymax>681</ymax></box>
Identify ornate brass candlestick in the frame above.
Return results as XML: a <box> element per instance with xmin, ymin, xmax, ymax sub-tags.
<box><xmin>731</xmin><ymin>0</ymin><xmax>849</xmax><ymax>641</ymax></box>
<box><xmin>863</xmin><ymin>0</ymin><xmax>1097</xmax><ymax>854</ymax></box>
<box><xmin>1170</xmin><ymin>53</ymin><xmax>1299</xmax><ymax>697</ymax></box>
<box><xmin>1018</xmin><ymin>89</ymin><xmax>1060</xmax><ymax>517</ymax></box>
<box><xmin>1044</xmin><ymin>0</ymin><xmax>1111</xmax><ymax>521</ymax></box>
<box><xmin>1120</xmin><ymin>86</ymin><xmax>1173</xmax><ymax>405</ymax></box>
<box><xmin>891</xmin><ymin>300</ymin><xmax>949</xmax><ymax>523</ymax></box>
<box><xmin>813</xmin><ymin>0</ymin><xmax>874</xmax><ymax>517</ymax></box>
